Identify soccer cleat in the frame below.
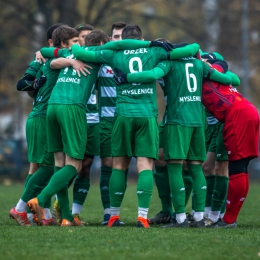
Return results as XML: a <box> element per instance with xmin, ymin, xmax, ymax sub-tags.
<box><xmin>186</xmin><ymin>213</ymin><xmax>194</xmax><ymax>223</ymax></box>
<box><xmin>102</xmin><ymin>213</ymin><xmax>110</xmax><ymax>225</ymax></box>
<box><xmin>73</xmin><ymin>214</ymin><xmax>87</xmax><ymax>226</ymax></box>
<box><xmin>162</xmin><ymin>218</ymin><xmax>189</xmax><ymax>228</ymax></box>
<box><xmin>107</xmin><ymin>215</ymin><xmax>121</xmax><ymax>227</ymax></box>
<box><xmin>204</xmin><ymin>218</ymin><xmax>218</xmax><ymax>228</ymax></box>
<box><xmin>61</xmin><ymin>218</ymin><xmax>82</xmax><ymax>227</ymax></box>
<box><xmin>27</xmin><ymin>213</ymin><xmax>37</xmax><ymax>226</ymax></box>
<box><xmin>213</xmin><ymin>219</ymin><xmax>237</xmax><ymax>228</ymax></box>
<box><xmin>148</xmin><ymin>212</ymin><xmax>172</xmax><ymax>224</ymax></box>
<box><xmin>52</xmin><ymin>199</ymin><xmax>62</xmax><ymax>224</ymax></box>
<box><xmin>42</xmin><ymin>217</ymin><xmax>61</xmax><ymax>226</ymax></box>
<box><xmin>189</xmin><ymin>218</ymin><xmax>206</xmax><ymax>228</ymax></box>
<box><xmin>10</xmin><ymin>207</ymin><xmax>31</xmax><ymax>226</ymax></box>
<box><xmin>27</xmin><ymin>198</ymin><xmax>44</xmax><ymax>226</ymax></box>
<box><xmin>136</xmin><ymin>217</ymin><xmax>150</xmax><ymax>228</ymax></box>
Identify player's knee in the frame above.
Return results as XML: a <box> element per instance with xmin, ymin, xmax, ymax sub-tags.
<box><xmin>229</xmin><ymin>158</ymin><xmax>250</xmax><ymax>175</ymax></box>
<box><xmin>202</xmin><ymin>161</ymin><xmax>214</xmax><ymax>175</ymax></box>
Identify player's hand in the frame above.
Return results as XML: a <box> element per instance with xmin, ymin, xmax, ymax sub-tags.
<box><xmin>113</xmin><ymin>68</ymin><xmax>128</xmax><ymax>85</ymax></box>
<box><xmin>71</xmin><ymin>59</ymin><xmax>92</xmax><ymax>77</ymax></box>
<box><xmin>35</xmin><ymin>51</ymin><xmax>47</xmax><ymax>64</ymax></box>
<box><xmin>150</xmin><ymin>41</ymin><xmax>174</xmax><ymax>52</ymax></box>
<box><xmin>34</xmin><ymin>75</ymin><xmax>47</xmax><ymax>89</ymax></box>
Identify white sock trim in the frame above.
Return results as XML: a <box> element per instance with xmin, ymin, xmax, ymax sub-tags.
<box><xmin>15</xmin><ymin>199</ymin><xmax>27</xmax><ymax>212</ymax></box>
<box><xmin>138</xmin><ymin>207</ymin><xmax>149</xmax><ymax>219</ymax></box>
<box><xmin>72</xmin><ymin>203</ymin><xmax>83</xmax><ymax>215</ymax></box>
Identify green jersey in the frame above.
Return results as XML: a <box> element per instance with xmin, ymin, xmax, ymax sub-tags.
<box><xmin>86</xmin><ymin>83</ymin><xmax>99</xmax><ymax>125</ymax></box>
<box><xmin>95</xmin><ymin>47</ymin><xmax>168</xmax><ymax>117</ymax></box>
<box><xmin>157</xmin><ymin>58</ymin><xmax>210</xmax><ymax>127</ymax></box>
<box><xmin>28</xmin><ymin>59</ymin><xmax>59</xmax><ymax>119</ymax></box>
<box><xmin>24</xmin><ymin>57</ymin><xmax>42</xmax><ymax>77</ymax></box>
<box><xmin>48</xmin><ymin>47</ymin><xmax>101</xmax><ymax>110</ymax></box>
<box><xmin>97</xmin><ymin>64</ymin><xmax>117</xmax><ymax>121</ymax></box>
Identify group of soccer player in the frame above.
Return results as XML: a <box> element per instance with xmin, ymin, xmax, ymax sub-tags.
<box><xmin>10</xmin><ymin>20</ymin><xmax>259</xmax><ymax>228</ymax></box>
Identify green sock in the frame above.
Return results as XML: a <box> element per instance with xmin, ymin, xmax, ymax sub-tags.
<box><xmin>100</xmin><ymin>166</ymin><xmax>112</xmax><ymax>209</ymax></box>
<box><xmin>137</xmin><ymin>170</ymin><xmax>153</xmax><ymax>209</ymax></box>
<box><xmin>21</xmin><ymin>165</ymin><xmax>54</xmax><ymax>202</ymax></box>
<box><xmin>167</xmin><ymin>163</ymin><xmax>185</xmax><ymax>214</ymax></box>
<box><xmin>37</xmin><ymin>165</ymin><xmax>77</xmax><ymax>208</ymax></box>
<box><xmin>57</xmin><ymin>186</ymin><xmax>73</xmax><ymax>221</ymax></box>
<box><xmin>205</xmin><ymin>175</ymin><xmax>215</xmax><ymax>207</ymax></box>
<box><xmin>211</xmin><ymin>176</ymin><xmax>229</xmax><ymax>212</ymax></box>
<box><xmin>73</xmin><ymin>176</ymin><xmax>90</xmax><ymax>205</ymax></box>
<box><xmin>154</xmin><ymin>165</ymin><xmax>173</xmax><ymax>214</ymax></box>
<box><xmin>182</xmin><ymin>169</ymin><xmax>193</xmax><ymax>206</ymax></box>
<box><xmin>188</xmin><ymin>164</ymin><xmax>207</xmax><ymax>212</ymax></box>
<box><xmin>24</xmin><ymin>174</ymin><xmax>33</xmax><ymax>188</ymax></box>
<box><xmin>109</xmin><ymin>169</ymin><xmax>125</xmax><ymax>208</ymax></box>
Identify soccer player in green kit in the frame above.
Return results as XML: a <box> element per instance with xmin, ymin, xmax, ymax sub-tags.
<box><xmin>10</xmin><ymin>25</ymin><xmax>91</xmax><ymax>226</ymax></box>
<box><xmin>27</xmin><ymin>28</ymin><xmax>109</xmax><ymax>226</ymax></box>
<box><xmin>70</xmin><ymin>24</ymin><xmax>201</xmax><ymax>227</ymax></box>
<box><xmin>97</xmin><ymin>21</ymin><xmax>126</xmax><ymax>225</ymax></box>
<box><xmin>113</xmin><ymin>52</ymin><xmax>232</xmax><ymax>227</ymax></box>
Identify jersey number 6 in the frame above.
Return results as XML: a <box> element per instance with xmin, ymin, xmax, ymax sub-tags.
<box><xmin>185</xmin><ymin>63</ymin><xmax>197</xmax><ymax>93</ymax></box>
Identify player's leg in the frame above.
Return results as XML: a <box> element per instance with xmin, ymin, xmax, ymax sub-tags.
<box><xmin>151</xmin><ymin>122</ymin><xmax>173</xmax><ymax>224</ymax></box>
<box><xmin>206</xmin><ymin>123</ymin><xmax>229</xmax><ymax>226</ymax></box>
<box><xmin>163</xmin><ymin>124</ymin><xmax>190</xmax><ymax>227</ymax></box>
<box><xmin>72</xmin><ymin>123</ymin><xmax>99</xmax><ymax>224</ymax></box>
<box><xmin>187</xmin><ymin>126</ymin><xmax>207</xmax><ymax>227</ymax></box>
<box><xmin>28</xmin><ymin>105</ymin><xmax>86</xmax><ymax>226</ymax></box>
<box><xmin>134</xmin><ymin>117</ymin><xmax>158</xmax><ymax>228</ymax></box>
<box><xmin>99</xmin><ymin>120</ymin><xmax>114</xmax><ymax>224</ymax></box>
<box><xmin>108</xmin><ymin>115</ymin><xmax>132</xmax><ymax>227</ymax></box>
<box><xmin>202</xmin><ymin>123</ymin><xmax>218</xmax><ymax>218</ymax></box>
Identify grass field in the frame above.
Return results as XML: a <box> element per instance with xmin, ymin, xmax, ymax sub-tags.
<box><xmin>1</xmin><ymin>181</ymin><xmax>260</xmax><ymax>260</ymax></box>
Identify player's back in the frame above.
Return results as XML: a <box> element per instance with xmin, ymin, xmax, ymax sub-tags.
<box><xmin>163</xmin><ymin>57</ymin><xmax>207</xmax><ymax>127</ymax></box>
<box><xmin>111</xmin><ymin>47</ymin><xmax>168</xmax><ymax>118</ymax></box>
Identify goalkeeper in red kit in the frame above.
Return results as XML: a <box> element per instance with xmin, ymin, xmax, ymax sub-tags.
<box><xmin>202</xmin><ymin>61</ymin><xmax>260</xmax><ymax>227</ymax></box>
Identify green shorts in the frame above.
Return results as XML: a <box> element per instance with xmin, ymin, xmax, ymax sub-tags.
<box><xmin>205</xmin><ymin>123</ymin><xmax>219</xmax><ymax>152</ymax></box>
<box><xmin>100</xmin><ymin>119</ymin><xmax>113</xmax><ymax>158</ymax></box>
<box><xmin>47</xmin><ymin>104</ymin><xmax>87</xmax><ymax>160</ymax></box>
<box><xmin>26</xmin><ymin>117</ymin><xmax>54</xmax><ymax>165</ymax></box>
<box><xmin>85</xmin><ymin>123</ymin><xmax>100</xmax><ymax>156</ymax></box>
<box><xmin>111</xmin><ymin>115</ymin><xmax>159</xmax><ymax>160</ymax></box>
<box><xmin>158</xmin><ymin>120</ymin><xmax>165</xmax><ymax>149</ymax></box>
<box><xmin>164</xmin><ymin>124</ymin><xmax>206</xmax><ymax>161</ymax></box>
<box><xmin>215</xmin><ymin>123</ymin><xmax>228</xmax><ymax>161</ymax></box>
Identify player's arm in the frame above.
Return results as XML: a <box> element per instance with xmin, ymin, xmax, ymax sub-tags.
<box><xmin>17</xmin><ymin>73</ymin><xmax>46</xmax><ymax>91</ymax></box>
<box><xmin>40</xmin><ymin>47</ymin><xmax>67</xmax><ymax>58</ymax></box>
<box><xmin>50</xmin><ymin>58</ymin><xmax>91</xmax><ymax>76</ymax></box>
<box><xmin>102</xmin><ymin>39</ymin><xmax>200</xmax><ymax>60</ymax></box>
<box><xmin>203</xmin><ymin>62</ymin><xmax>232</xmax><ymax>85</ymax></box>
<box><xmin>226</xmin><ymin>71</ymin><xmax>240</xmax><ymax>86</ymax></box>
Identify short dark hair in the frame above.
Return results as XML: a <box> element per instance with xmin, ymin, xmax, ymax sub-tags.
<box><xmin>154</xmin><ymin>38</ymin><xmax>171</xmax><ymax>43</ymax></box>
<box><xmin>75</xmin><ymin>24</ymin><xmax>94</xmax><ymax>32</ymax></box>
<box><xmin>111</xmin><ymin>21</ymin><xmax>126</xmax><ymax>36</ymax></box>
<box><xmin>122</xmin><ymin>24</ymin><xmax>142</xmax><ymax>40</ymax></box>
<box><xmin>85</xmin><ymin>30</ymin><xmax>110</xmax><ymax>46</ymax></box>
<box><xmin>52</xmin><ymin>26</ymin><xmax>79</xmax><ymax>47</ymax></box>
<box><xmin>46</xmin><ymin>23</ymin><xmax>67</xmax><ymax>41</ymax></box>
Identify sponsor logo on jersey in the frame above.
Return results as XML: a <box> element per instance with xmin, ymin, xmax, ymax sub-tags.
<box><xmin>180</xmin><ymin>188</ymin><xmax>185</xmax><ymax>191</ymax></box>
<box><xmin>228</xmin><ymin>151</ymin><xmax>231</xmax><ymax>154</ymax></box>
<box><xmin>179</xmin><ymin>96</ymin><xmax>201</xmax><ymax>102</ymax></box>
<box><xmin>78</xmin><ymin>189</ymin><xmax>88</xmax><ymax>193</ymax></box>
<box><xmin>124</xmin><ymin>48</ymin><xmax>148</xmax><ymax>55</ymax></box>
<box><xmin>114</xmin><ymin>192</ymin><xmax>123</xmax><ymax>195</ymax></box>
<box><xmin>240</xmin><ymin>197</ymin><xmax>246</xmax><ymax>201</ymax></box>
<box><xmin>106</xmin><ymin>69</ymin><xmax>114</xmax><ymax>74</ymax></box>
<box><xmin>217</xmin><ymin>154</ymin><xmax>222</xmax><ymax>157</ymax></box>
<box><xmin>137</xmin><ymin>191</ymin><xmax>144</xmax><ymax>194</ymax></box>
<box><xmin>201</xmin><ymin>186</ymin><xmax>207</xmax><ymax>189</ymax></box>
<box><xmin>57</xmin><ymin>77</ymin><xmax>80</xmax><ymax>84</ymax></box>
<box><xmin>122</xmin><ymin>88</ymin><xmax>153</xmax><ymax>95</ymax></box>
<box><xmin>226</xmin><ymin>200</ymin><xmax>231</xmax><ymax>204</ymax></box>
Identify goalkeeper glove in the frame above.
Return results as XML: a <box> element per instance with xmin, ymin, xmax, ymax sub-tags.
<box><xmin>34</xmin><ymin>75</ymin><xmax>47</xmax><ymax>89</ymax></box>
<box><xmin>150</xmin><ymin>41</ymin><xmax>174</xmax><ymax>52</ymax></box>
<box><xmin>113</xmin><ymin>68</ymin><xmax>128</xmax><ymax>85</ymax></box>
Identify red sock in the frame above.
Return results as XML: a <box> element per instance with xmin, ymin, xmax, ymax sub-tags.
<box><xmin>223</xmin><ymin>173</ymin><xmax>249</xmax><ymax>224</ymax></box>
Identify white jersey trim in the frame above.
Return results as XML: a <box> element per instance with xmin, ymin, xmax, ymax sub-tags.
<box><xmin>101</xmin><ymin>86</ymin><xmax>117</xmax><ymax>98</ymax></box>
<box><xmin>86</xmin><ymin>113</ymin><xmax>99</xmax><ymax>124</ymax></box>
<box><xmin>101</xmin><ymin>106</ymin><xmax>115</xmax><ymax>117</ymax></box>
<box><xmin>87</xmin><ymin>94</ymin><xmax>97</xmax><ymax>105</ymax></box>
<box><xmin>99</xmin><ymin>65</ymin><xmax>114</xmax><ymax>78</ymax></box>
